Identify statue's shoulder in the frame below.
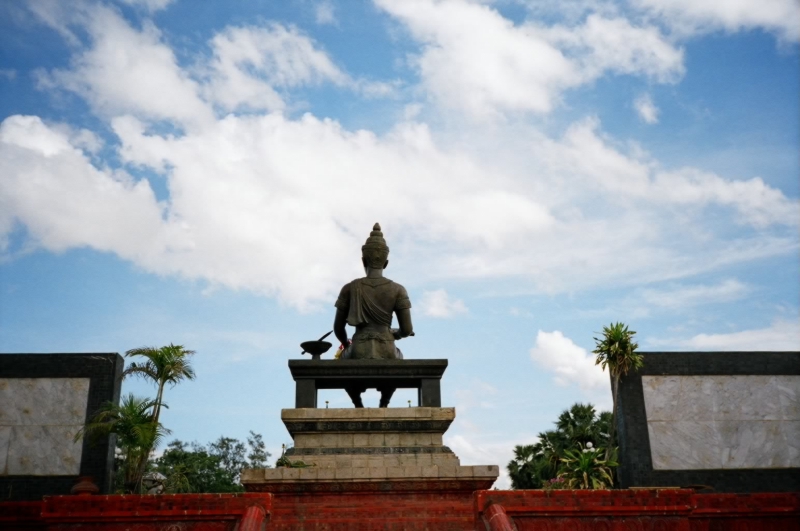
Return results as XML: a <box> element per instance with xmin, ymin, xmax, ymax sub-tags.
<box><xmin>382</xmin><ymin>278</ymin><xmax>409</xmax><ymax>298</ymax></box>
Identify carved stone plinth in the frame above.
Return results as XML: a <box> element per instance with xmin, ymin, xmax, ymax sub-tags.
<box><xmin>288</xmin><ymin>359</ymin><xmax>448</xmax><ymax>408</ymax></box>
<box><xmin>241</xmin><ymin>408</ymin><xmax>498</xmax><ymax>494</ymax></box>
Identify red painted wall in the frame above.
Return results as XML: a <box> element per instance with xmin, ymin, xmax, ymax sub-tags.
<box><xmin>0</xmin><ymin>493</ymin><xmax>271</xmax><ymax>531</ymax></box>
<box><xmin>474</xmin><ymin>490</ymin><xmax>800</xmax><ymax>531</ymax></box>
<box><xmin>2</xmin><ymin>489</ymin><xmax>798</xmax><ymax>531</ymax></box>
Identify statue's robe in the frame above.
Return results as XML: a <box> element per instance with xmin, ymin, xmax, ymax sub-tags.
<box><xmin>335</xmin><ymin>277</ymin><xmax>411</xmax><ymax>359</ymax></box>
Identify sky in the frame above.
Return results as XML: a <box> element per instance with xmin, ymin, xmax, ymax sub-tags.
<box><xmin>0</xmin><ymin>0</ymin><xmax>798</xmax><ymax>488</ymax></box>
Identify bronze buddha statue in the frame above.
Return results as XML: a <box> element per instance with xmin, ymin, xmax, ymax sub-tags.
<box><xmin>333</xmin><ymin>223</ymin><xmax>414</xmax><ymax>407</ymax></box>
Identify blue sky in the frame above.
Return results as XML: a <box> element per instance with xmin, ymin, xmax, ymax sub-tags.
<box><xmin>0</xmin><ymin>0</ymin><xmax>798</xmax><ymax>487</ymax></box>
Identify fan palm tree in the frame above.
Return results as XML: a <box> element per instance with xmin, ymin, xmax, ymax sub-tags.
<box><xmin>75</xmin><ymin>394</ymin><xmax>170</xmax><ymax>492</ymax></box>
<box><xmin>507</xmin><ymin>444</ymin><xmax>539</xmax><ymax>489</ymax></box>
<box><xmin>556</xmin><ymin>403</ymin><xmax>601</xmax><ymax>447</ymax></box>
<box><xmin>593</xmin><ymin>322</ymin><xmax>642</xmax><ymax>460</ymax></box>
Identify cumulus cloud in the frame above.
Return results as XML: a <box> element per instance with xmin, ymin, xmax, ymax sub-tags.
<box><xmin>674</xmin><ymin>320</ymin><xmax>800</xmax><ymax>350</ymax></box>
<box><xmin>1</xmin><ymin>1</ymin><xmax>797</xmax><ymax>310</ymax></box>
<box><xmin>633</xmin><ymin>0</ymin><xmax>800</xmax><ymax>42</ymax></box>
<box><xmin>419</xmin><ymin>289</ymin><xmax>468</xmax><ymax>318</ymax></box>
<box><xmin>535</xmin><ymin>118</ymin><xmax>799</xmax><ymax>227</ymax></box>
<box><xmin>538</xmin><ymin>14</ymin><xmax>685</xmax><ymax>83</ymax></box>
<box><xmin>634</xmin><ymin>93</ymin><xmax>660</xmax><ymax>124</ymax></box>
<box><xmin>36</xmin><ymin>6</ymin><xmax>383</xmax><ymax>125</ymax></box>
<box><xmin>38</xmin><ymin>5</ymin><xmax>213</xmax><ymax>129</ymax></box>
<box><xmin>0</xmin><ymin>115</ymin><xmax>165</xmax><ymax>256</ymax></box>
<box><xmin>204</xmin><ymin>24</ymin><xmax>349</xmax><ymax>113</ymax></box>
<box><xmin>530</xmin><ymin>331</ymin><xmax>607</xmax><ymax>391</ymax></box>
<box><xmin>375</xmin><ymin>0</ymin><xmax>683</xmax><ymax>119</ymax></box>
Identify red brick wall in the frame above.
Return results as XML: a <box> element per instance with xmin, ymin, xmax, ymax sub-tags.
<box><xmin>2</xmin><ymin>489</ymin><xmax>798</xmax><ymax>531</ymax></box>
<box><xmin>0</xmin><ymin>493</ymin><xmax>271</xmax><ymax>531</ymax></box>
<box><xmin>474</xmin><ymin>490</ymin><xmax>800</xmax><ymax>531</ymax></box>
<box><xmin>269</xmin><ymin>490</ymin><xmax>475</xmax><ymax>530</ymax></box>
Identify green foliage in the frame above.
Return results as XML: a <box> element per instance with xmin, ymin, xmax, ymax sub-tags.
<box><xmin>119</xmin><ymin>343</ymin><xmax>197</xmax><ymax>490</ymax></box>
<box><xmin>76</xmin><ymin>394</ymin><xmax>170</xmax><ymax>493</ymax></box>
<box><xmin>542</xmin><ymin>477</ymin><xmax>569</xmax><ymax>491</ymax></box>
<box><xmin>592</xmin><ymin>322</ymin><xmax>642</xmax><ymax>378</ymax></box>
<box><xmin>507</xmin><ymin>403</ymin><xmax>613</xmax><ymax>490</ymax></box>
<box><xmin>246</xmin><ymin>431</ymin><xmax>269</xmax><ymax>469</ymax></box>
<box><xmin>154</xmin><ymin>434</ymin><xmax>272</xmax><ymax>493</ymax></box>
<box><xmin>124</xmin><ymin>344</ymin><xmax>196</xmax><ymax>426</ymax></box>
<box><xmin>593</xmin><ymin>322</ymin><xmax>642</xmax><ymax>460</ymax></box>
<box><xmin>557</xmin><ymin>444</ymin><xmax>618</xmax><ymax>490</ymax></box>
<box><xmin>275</xmin><ymin>445</ymin><xmax>315</xmax><ymax>468</ymax></box>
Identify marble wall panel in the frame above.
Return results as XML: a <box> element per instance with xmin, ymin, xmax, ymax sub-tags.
<box><xmin>0</xmin><ymin>378</ymin><xmax>90</xmax><ymax>425</ymax></box>
<box><xmin>643</xmin><ymin>376</ymin><xmax>797</xmax><ymax>422</ymax></box>
<box><xmin>0</xmin><ymin>426</ymin><xmax>10</xmax><ymax>474</ymax></box>
<box><xmin>6</xmin><ymin>426</ymin><xmax>83</xmax><ymax>475</ymax></box>
<box><xmin>643</xmin><ymin>375</ymin><xmax>800</xmax><ymax>470</ymax></box>
<box><xmin>0</xmin><ymin>378</ymin><xmax>90</xmax><ymax>476</ymax></box>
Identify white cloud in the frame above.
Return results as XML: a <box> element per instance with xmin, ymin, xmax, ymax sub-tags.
<box><xmin>375</xmin><ymin>0</ymin><xmax>683</xmax><ymax>119</ymax></box>
<box><xmin>536</xmin><ymin>118</ymin><xmax>799</xmax><ymax>227</ymax></box>
<box><xmin>204</xmin><ymin>24</ymin><xmax>349</xmax><ymax>113</ymax></box>
<box><xmin>118</xmin><ymin>0</ymin><xmax>176</xmax><ymax>12</ymax></box>
<box><xmin>634</xmin><ymin>93</ymin><xmax>660</xmax><ymax>124</ymax></box>
<box><xmin>633</xmin><ymin>0</ymin><xmax>800</xmax><ymax>42</ymax></box>
<box><xmin>673</xmin><ymin>320</ymin><xmax>800</xmax><ymax>350</ymax></box>
<box><xmin>640</xmin><ymin>279</ymin><xmax>749</xmax><ymax>309</ymax></box>
<box><xmin>538</xmin><ymin>14</ymin><xmax>685</xmax><ymax>83</ymax></box>
<box><xmin>445</xmin><ymin>434</ymin><xmax>506</xmax><ymax>488</ymax></box>
<box><xmin>419</xmin><ymin>289</ymin><xmax>468</xmax><ymax>318</ymax></box>
<box><xmin>36</xmin><ymin>7</ymin><xmax>365</xmax><ymax>124</ymax></box>
<box><xmin>39</xmin><ymin>5</ymin><xmax>213</xmax><ymax>129</ymax></box>
<box><xmin>314</xmin><ymin>1</ymin><xmax>338</xmax><ymax>25</ymax></box>
<box><xmin>0</xmin><ymin>115</ymin><xmax>165</xmax><ymax>256</ymax></box>
<box><xmin>2</xmin><ymin>1</ymin><xmax>797</xmax><ymax>310</ymax></box>
<box><xmin>530</xmin><ymin>331</ymin><xmax>607</xmax><ymax>391</ymax></box>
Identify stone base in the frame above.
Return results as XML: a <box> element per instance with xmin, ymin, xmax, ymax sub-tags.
<box><xmin>241</xmin><ymin>407</ymin><xmax>498</xmax><ymax>493</ymax></box>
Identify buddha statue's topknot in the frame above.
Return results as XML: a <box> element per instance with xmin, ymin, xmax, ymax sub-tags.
<box><xmin>361</xmin><ymin>223</ymin><xmax>390</xmax><ymax>269</ymax></box>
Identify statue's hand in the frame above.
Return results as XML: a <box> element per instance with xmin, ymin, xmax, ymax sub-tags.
<box><xmin>391</xmin><ymin>328</ymin><xmax>402</xmax><ymax>340</ymax></box>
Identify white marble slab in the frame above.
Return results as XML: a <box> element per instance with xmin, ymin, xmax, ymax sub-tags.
<box><xmin>642</xmin><ymin>375</ymin><xmax>800</xmax><ymax>470</ymax></box>
<box><xmin>6</xmin><ymin>426</ymin><xmax>84</xmax><ymax>475</ymax></box>
<box><xmin>0</xmin><ymin>378</ymin><xmax>90</xmax><ymax>425</ymax></box>
<box><xmin>0</xmin><ymin>378</ymin><xmax>89</xmax><ymax>475</ymax></box>
<box><xmin>0</xmin><ymin>426</ymin><xmax>11</xmax><ymax>474</ymax></box>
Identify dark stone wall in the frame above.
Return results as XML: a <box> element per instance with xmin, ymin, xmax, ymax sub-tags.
<box><xmin>0</xmin><ymin>353</ymin><xmax>123</xmax><ymax>501</ymax></box>
<box><xmin>615</xmin><ymin>351</ymin><xmax>800</xmax><ymax>493</ymax></box>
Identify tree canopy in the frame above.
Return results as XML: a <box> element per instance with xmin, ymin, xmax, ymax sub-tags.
<box><xmin>507</xmin><ymin>402</ymin><xmax>613</xmax><ymax>489</ymax></box>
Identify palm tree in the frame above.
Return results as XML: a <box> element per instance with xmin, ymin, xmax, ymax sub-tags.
<box><xmin>593</xmin><ymin>322</ymin><xmax>642</xmax><ymax>461</ymax></box>
<box><xmin>123</xmin><ymin>344</ymin><xmax>196</xmax><ymax>488</ymax></box>
<box><xmin>75</xmin><ymin>394</ymin><xmax>170</xmax><ymax>492</ymax></box>
<box><xmin>557</xmin><ymin>443</ymin><xmax>617</xmax><ymax>490</ymax></box>
<box><xmin>507</xmin><ymin>444</ymin><xmax>540</xmax><ymax>489</ymax></box>
<box><xmin>555</xmin><ymin>403</ymin><xmax>602</xmax><ymax>447</ymax></box>
<box><xmin>124</xmin><ymin>344</ymin><xmax>196</xmax><ymax>427</ymax></box>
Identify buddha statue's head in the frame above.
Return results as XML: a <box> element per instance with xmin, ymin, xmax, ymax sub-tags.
<box><xmin>361</xmin><ymin>223</ymin><xmax>390</xmax><ymax>270</ymax></box>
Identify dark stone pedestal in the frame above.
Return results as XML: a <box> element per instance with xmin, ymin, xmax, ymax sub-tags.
<box><xmin>288</xmin><ymin>359</ymin><xmax>447</xmax><ymax>408</ymax></box>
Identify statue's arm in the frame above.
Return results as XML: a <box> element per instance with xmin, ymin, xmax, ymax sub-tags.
<box><xmin>394</xmin><ymin>308</ymin><xmax>414</xmax><ymax>339</ymax></box>
<box><xmin>334</xmin><ymin>307</ymin><xmax>349</xmax><ymax>347</ymax></box>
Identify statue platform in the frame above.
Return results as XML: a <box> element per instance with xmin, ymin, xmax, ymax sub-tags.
<box><xmin>241</xmin><ymin>407</ymin><xmax>498</xmax><ymax>494</ymax></box>
<box><xmin>288</xmin><ymin>359</ymin><xmax>447</xmax><ymax>408</ymax></box>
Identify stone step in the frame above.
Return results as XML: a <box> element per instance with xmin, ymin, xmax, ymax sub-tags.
<box><xmin>242</xmin><ymin>464</ymin><xmax>499</xmax><ymax>483</ymax></box>
<box><xmin>279</xmin><ymin>453</ymin><xmax>461</xmax><ymax>469</ymax></box>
